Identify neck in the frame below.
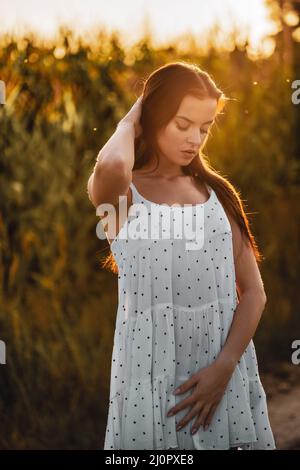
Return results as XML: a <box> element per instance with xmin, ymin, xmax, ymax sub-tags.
<box><xmin>136</xmin><ymin>158</ymin><xmax>191</xmax><ymax>179</ymax></box>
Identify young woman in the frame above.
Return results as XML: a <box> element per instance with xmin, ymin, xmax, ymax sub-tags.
<box><xmin>87</xmin><ymin>61</ymin><xmax>276</xmax><ymax>450</ymax></box>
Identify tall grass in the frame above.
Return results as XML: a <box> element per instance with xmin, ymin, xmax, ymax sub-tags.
<box><xmin>0</xmin><ymin>23</ymin><xmax>299</xmax><ymax>447</ymax></box>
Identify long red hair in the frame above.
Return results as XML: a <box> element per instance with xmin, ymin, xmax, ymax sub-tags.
<box><xmin>101</xmin><ymin>61</ymin><xmax>263</xmax><ymax>274</ymax></box>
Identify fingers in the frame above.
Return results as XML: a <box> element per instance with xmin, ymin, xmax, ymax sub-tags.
<box><xmin>167</xmin><ymin>394</ymin><xmax>195</xmax><ymax>417</ymax></box>
<box><xmin>191</xmin><ymin>404</ymin><xmax>212</xmax><ymax>433</ymax></box>
<box><xmin>173</xmin><ymin>373</ymin><xmax>198</xmax><ymax>396</ymax></box>
<box><xmin>175</xmin><ymin>402</ymin><xmax>203</xmax><ymax>431</ymax></box>
<box><xmin>203</xmin><ymin>403</ymin><xmax>218</xmax><ymax>429</ymax></box>
<box><xmin>171</xmin><ymin>401</ymin><xmax>219</xmax><ymax>435</ymax></box>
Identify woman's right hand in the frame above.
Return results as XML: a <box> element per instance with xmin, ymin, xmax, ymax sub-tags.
<box><xmin>117</xmin><ymin>95</ymin><xmax>143</xmax><ymax>138</ymax></box>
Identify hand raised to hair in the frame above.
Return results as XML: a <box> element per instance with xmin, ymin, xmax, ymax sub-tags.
<box><xmin>117</xmin><ymin>95</ymin><xmax>143</xmax><ymax>138</ymax></box>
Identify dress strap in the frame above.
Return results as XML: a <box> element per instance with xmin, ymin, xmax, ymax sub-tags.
<box><xmin>129</xmin><ymin>182</ymin><xmax>143</xmax><ymax>205</ymax></box>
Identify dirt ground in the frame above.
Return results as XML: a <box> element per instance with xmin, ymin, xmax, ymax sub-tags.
<box><xmin>260</xmin><ymin>361</ymin><xmax>300</xmax><ymax>450</ymax></box>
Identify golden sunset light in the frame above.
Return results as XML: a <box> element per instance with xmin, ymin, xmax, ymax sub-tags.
<box><xmin>1</xmin><ymin>0</ymin><xmax>278</xmax><ymax>55</ymax></box>
<box><xmin>1</xmin><ymin>0</ymin><xmax>300</xmax><ymax>455</ymax></box>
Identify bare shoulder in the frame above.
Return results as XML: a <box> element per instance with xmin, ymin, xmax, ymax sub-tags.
<box><xmin>99</xmin><ymin>178</ymin><xmax>133</xmax><ymax>246</ymax></box>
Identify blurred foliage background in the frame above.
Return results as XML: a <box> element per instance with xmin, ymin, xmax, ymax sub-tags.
<box><xmin>0</xmin><ymin>0</ymin><xmax>300</xmax><ymax>449</ymax></box>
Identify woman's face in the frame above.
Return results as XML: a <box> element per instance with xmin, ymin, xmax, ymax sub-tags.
<box><xmin>155</xmin><ymin>94</ymin><xmax>218</xmax><ymax>167</ymax></box>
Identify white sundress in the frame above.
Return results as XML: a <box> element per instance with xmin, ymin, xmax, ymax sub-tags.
<box><xmin>103</xmin><ymin>181</ymin><xmax>276</xmax><ymax>450</ymax></box>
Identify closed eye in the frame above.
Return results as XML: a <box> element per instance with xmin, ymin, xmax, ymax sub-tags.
<box><xmin>176</xmin><ymin>123</ymin><xmax>209</xmax><ymax>135</ymax></box>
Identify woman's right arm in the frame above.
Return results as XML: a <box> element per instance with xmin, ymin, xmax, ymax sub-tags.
<box><xmin>87</xmin><ymin>122</ymin><xmax>135</xmax><ymax>208</ymax></box>
<box><xmin>87</xmin><ymin>96</ymin><xmax>142</xmax><ymax>209</ymax></box>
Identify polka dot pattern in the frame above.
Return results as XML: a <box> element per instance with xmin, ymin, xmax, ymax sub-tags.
<box><xmin>103</xmin><ymin>182</ymin><xmax>276</xmax><ymax>450</ymax></box>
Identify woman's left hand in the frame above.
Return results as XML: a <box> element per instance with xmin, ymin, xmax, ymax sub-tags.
<box><xmin>166</xmin><ymin>359</ymin><xmax>235</xmax><ymax>434</ymax></box>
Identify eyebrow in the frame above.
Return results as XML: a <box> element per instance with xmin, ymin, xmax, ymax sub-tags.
<box><xmin>176</xmin><ymin>115</ymin><xmax>214</xmax><ymax>125</ymax></box>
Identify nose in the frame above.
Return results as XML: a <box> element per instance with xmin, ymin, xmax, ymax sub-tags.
<box><xmin>187</xmin><ymin>129</ymin><xmax>202</xmax><ymax>147</ymax></box>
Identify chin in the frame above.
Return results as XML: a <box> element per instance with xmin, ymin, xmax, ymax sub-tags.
<box><xmin>180</xmin><ymin>159</ymin><xmax>193</xmax><ymax>166</ymax></box>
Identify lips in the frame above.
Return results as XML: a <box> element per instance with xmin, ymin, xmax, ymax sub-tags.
<box><xmin>182</xmin><ymin>150</ymin><xmax>196</xmax><ymax>157</ymax></box>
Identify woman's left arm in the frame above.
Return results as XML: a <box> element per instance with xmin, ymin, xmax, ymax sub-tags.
<box><xmin>214</xmin><ymin>212</ymin><xmax>267</xmax><ymax>374</ymax></box>
<box><xmin>166</xmin><ymin>213</ymin><xmax>267</xmax><ymax>432</ymax></box>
